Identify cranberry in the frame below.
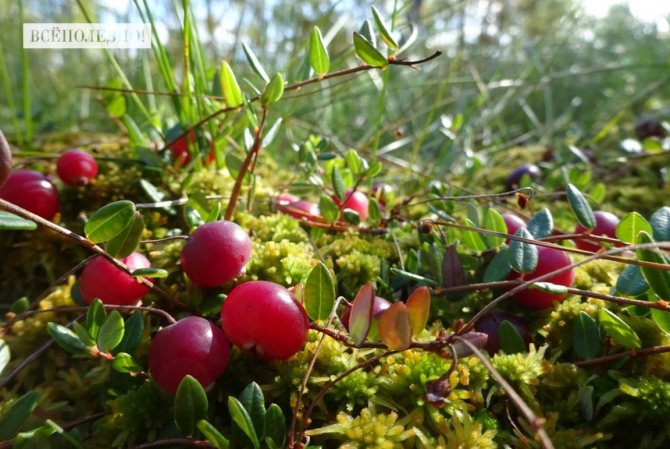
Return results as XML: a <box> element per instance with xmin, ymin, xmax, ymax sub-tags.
<box><xmin>169</xmin><ymin>129</ymin><xmax>215</xmax><ymax>165</ymax></box>
<box><xmin>508</xmin><ymin>246</ymin><xmax>575</xmax><ymax>309</ymax></box>
<box><xmin>635</xmin><ymin>117</ymin><xmax>666</xmax><ymax>140</ymax></box>
<box><xmin>273</xmin><ymin>193</ymin><xmax>299</xmax><ymax>209</ymax></box>
<box><xmin>340</xmin><ymin>296</ymin><xmax>391</xmax><ymax>330</ymax></box>
<box><xmin>79</xmin><ymin>252</ymin><xmax>151</xmax><ymax>305</ymax></box>
<box><xmin>220</xmin><ymin>281</ymin><xmax>309</xmax><ymax>359</ymax></box>
<box><xmin>335</xmin><ymin>189</ymin><xmax>369</xmax><ymax>221</ymax></box>
<box><xmin>0</xmin><ymin>130</ymin><xmax>11</xmax><ymax>188</ymax></box>
<box><xmin>181</xmin><ymin>221</ymin><xmax>252</xmax><ymax>287</ymax></box>
<box><xmin>149</xmin><ymin>316</ymin><xmax>230</xmax><ymax>394</ymax></box>
<box><xmin>505</xmin><ymin>164</ymin><xmax>541</xmax><ymax>190</ymax></box>
<box><xmin>474</xmin><ymin>312</ymin><xmax>530</xmax><ymax>355</ymax></box>
<box><xmin>0</xmin><ymin>170</ymin><xmax>59</xmax><ymax>220</ymax></box>
<box><xmin>574</xmin><ymin>211</ymin><xmax>620</xmax><ymax>252</ymax></box>
<box><xmin>56</xmin><ymin>149</ymin><xmax>98</xmax><ymax>186</ymax></box>
<box><xmin>502</xmin><ymin>214</ymin><xmax>526</xmax><ymax>239</ymax></box>
<box><xmin>282</xmin><ymin>200</ymin><xmax>320</xmax><ymax>219</ymax></box>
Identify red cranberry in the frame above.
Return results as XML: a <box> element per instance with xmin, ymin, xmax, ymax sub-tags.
<box><xmin>0</xmin><ymin>130</ymin><xmax>11</xmax><ymax>188</ymax></box>
<box><xmin>79</xmin><ymin>252</ymin><xmax>151</xmax><ymax>305</ymax></box>
<box><xmin>474</xmin><ymin>312</ymin><xmax>530</xmax><ymax>355</ymax></box>
<box><xmin>340</xmin><ymin>296</ymin><xmax>391</xmax><ymax>330</ymax></box>
<box><xmin>180</xmin><ymin>221</ymin><xmax>252</xmax><ymax>287</ymax></box>
<box><xmin>335</xmin><ymin>189</ymin><xmax>369</xmax><ymax>220</ymax></box>
<box><xmin>56</xmin><ymin>149</ymin><xmax>98</xmax><ymax>186</ymax></box>
<box><xmin>149</xmin><ymin>316</ymin><xmax>230</xmax><ymax>394</ymax></box>
<box><xmin>283</xmin><ymin>200</ymin><xmax>320</xmax><ymax>219</ymax></box>
<box><xmin>169</xmin><ymin>130</ymin><xmax>215</xmax><ymax>165</ymax></box>
<box><xmin>0</xmin><ymin>170</ymin><xmax>59</xmax><ymax>220</ymax></box>
<box><xmin>220</xmin><ymin>281</ymin><xmax>309</xmax><ymax>360</ymax></box>
<box><xmin>273</xmin><ymin>193</ymin><xmax>299</xmax><ymax>209</ymax></box>
<box><xmin>503</xmin><ymin>214</ymin><xmax>526</xmax><ymax>239</ymax></box>
<box><xmin>505</xmin><ymin>164</ymin><xmax>541</xmax><ymax>190</ymax></box>
<box><xmin>508</xmin><ymin>246</ymin><xmax>575</xmax><ymax>309</ymax></box>
<box><xmin>574</xmin><ymin>211</ymin><xmax>620</xmax><ymax>252</ymax></box>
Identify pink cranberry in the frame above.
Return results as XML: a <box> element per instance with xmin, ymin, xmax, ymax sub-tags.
<box><xmin>149</xmin><ymin>316</ymin><xmax>230</xmax><ymax>394</ymax></box>
<box><xmin>273</xmin><ymin>193</ymin><xmax>299</xmax><ymax>209</ymax></box>
<box><xmin>0</xmin><ymin>170</ymin><xmax>59</xmax><ymax>220</ymax></box>
<box><xmin>335</xmin><ymin>189</ymin><xmax>369</xmax><ymax>220</ymax></box>
<box><xmin>503</xmin><ymin>214</ymin><xmax>526</xmax><ymax>238</ymax></box>
<box><xmin>79</xmin><ymin>252</ymin><xmax>151</xmax><ymax>305</ymax></box>
<box><xmin>56</xmin><ymin>149</ymin><xmax>98</xmax><ymax>186</ymax></box>
<box><xmin>574</xmin><ymin>211</ymin><xmax>620</xmax><ymax>252</ymax></box>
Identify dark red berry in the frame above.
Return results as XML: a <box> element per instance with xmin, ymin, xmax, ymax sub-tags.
<box><xmin>169</xmin><ymin>130</ymin><xmax>215</xmax><ymax>165</ymax></box>
<box><xmin>283</xmin><ymin>200</ymin><xmax>320</xmax><ymax>219</ymax></box>
<box><xmin>474</xmin><ymin>312</ymin><xmax>530</xmax><ymax>355</ymax></box>
<box><xmin>56</xmin><ymin>149</ymin><xmax>98</xmax><ymax>186</ymax></box>
<box><xmin>149</xmin><ymin>316</ymin><xmax>230</xmax><ymax>394</ymax></box>
<box><xmin>220</xmin><ymin>281</ymin><xmax>309</xmax><ymax>360</ymax></box>
<box><xmin>574</xmin><ymin>211</ymin><xmax>620</xmax><ymax>252</ymax></box>
<box><xmin>181</xmin><ymin>221</ymin><xmax>252</xmax><ymax>287</ymax></box>
<box><xmin>335</xmin><ymin>189</ymin><xmax>369</xmax><ymax>220</ymax></box>
<box><xmin>505</xmin><ymin>164</ymin><xmax>541</xmax><ymax>190</ymax></box>
<box><xmin>0</xmin><ymin>170</ymin><xmax>59</xmax><ymax>220</ymax></box>
<box><xmin>79</xmin><ymin>252</ymin><xmax>151</xmax><ymax>305</ymax></box>
<box><xmin>635</xmin><ymin>117</ymin><xmax>666</xmax><ymax>140</ymax></box>
<box><xmin>508</xmin><ymin>246</ymin><xmax>575</xmax><ymax>309</ymax></box>
<box><xmin>0</xmin><ymin>130</ymin><xmax>11</xmax><ymax>188</ymax></box>
<box><xmin>503</xmin><ymin>214</ymin><xmax>526</xmax><ymax>239</ymax></box>
<box><xmin>340</xmin><ymin>296</ymin><xmax>391</xmax><ymax>330</ymax></box>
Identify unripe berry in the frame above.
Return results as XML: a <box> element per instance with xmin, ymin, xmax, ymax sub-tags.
<box><xmin>0</xmin><ymin>130</ymin><xmax>11</xmax><ymax>188</ymax></box>
<box><xmin>79</xmin><ymin>252</ymin><xmax>151</xmax><ymax>305</ymax></box>
<box><xmin>509</xmin><ymin>246</ymin><xmax>575</xmax><ymax>309</ymax></box>
<box><xmin>56</xmin><ymin>149</ymin><xmax>98</xmax><ymax>186</ymax></box>
<box><xmin>574</xmin><ymin>211</ymin><xmax>620</xmax><ymax>252</ymax></box>
<box><xmin>474</xmin><ymin>312</ymin><xmax>530</xmax><ymax>355</ymax></box>
<box><xmin>149</xmin><ymin>316</ymin><xmax>230</xmax><ymax>394</ymax></box>
<box><xmin>180</xmin><ymin>221</ymin><xmax>252</xmax><ymax>287</ymax></box>
<box><xmin>335</xmin><ymin>189</ymin><xmax>369</xmax><ymax>220</ymax></box>
<box><xmin>0</xmin><ymin>170</ymin><xmax>59</xmax><ymax>220</ymax></box>
<box><xmin>220</xmin><ymin>281</ymin><xmax>309</xmax><ymax>359</ymax></box>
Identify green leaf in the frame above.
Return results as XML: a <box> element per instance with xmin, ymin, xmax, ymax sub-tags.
<box><xmin>86</xmin><ymin>299</ymin><xmax>106</xmax><ymax>339</ymax></box>
<box><xmin>175</xmin><ymin>375</ymin><xmax>209</xmax><ymax>436</ymax></box>
<box><xmin>238</xmin><ymin>383</ymin><xmax>266</xmax><ymax>442</ymax></box>
<box><xmin>228</xmin><ymin>396</ymin><xmax>260</xmax><ymax>449</ymax></box>
<box><xmin>590</xmin><ymin>183</ymin><xmax>606</xmax><ymax>203</ymax></box>
<box><xmin>617</xmin><ymin>212</ymin><xmax>652</xmax><ymax>244</ymax></box>
<box><xmin>566</xmin><ymin>184</ymin><xmax>596</xmax><ymax>229</ymax></box>
<box><xmin>650</xmin><ymin>207</ymin><xmax>670</xmax><ymax>241</ymax></box>
<box><xmin>498</xmin><ymin>320</ymin><xmax>527</xmax><ymax>354</ymax></box>
<box><xmin>198</xmin><ymin>420</ymin><xmax>230</xmax><ymax>449</ymax></box>
<box><xmin>261</xmin><ymin>72</ymin><xmax>284</xmax><ymax>105</ymax></box>
<box><xmin>530</xmin><ymin>282</ymin><xmax>569</xmax><ymax>294</ymax></box>
<box><xmin>573</xmin><ymin>312</ymin><xmax>602</xmax><ymax>359</ymax></box>
<box><xmin>0</xmin><ymin>211</ymin><xmax>36</xmax><ymax>231</ymax></box>
<box><xmin>368</xmin><ymin>198</ymin><xmax>381</xmax><ymax>222</ymax></box>
<box><xmin>72</xmin><ymin>322</ymin><xmax>94</xmax><ymax>347</ymax></box>
<box><xmin>526</xmin><ymin>208</ymin><xmax>553</xmax><ymax>239</ymax></box>
<box><xmin>303</xmin><ymin>263</ymin><xmax>336</xmax><ymax>321</ymax></box>
<box><xmin>507</xmin><ymin>228</ymin><xmax>538</xmax><ymax>274</ymax></box>
<box><xmin>319</xmin><ymin>195</ymin><xmax>340</xmax><ymax>224</ymax></box>
<box><xmin>389</xmin><ymin>268</ymin><xmax>438</xmax><ymax>286</ymax></box>
<box><xmin>371</xmin><ymin>6</ymin><xmax>398</xmax><ymax>51</ymax></box>
<box><xmin>636</xmin><ymin>231</ymin><xmax>670</xmax><ymax>299</ymax></box>
<box><xmin>343</xmin><ymin>209</ymin><xmax>361</xmax><ymax>225</ymax></box>
<box><xmin>349</xmin><ymin>283</ymin><xmax>375</xmax><ymax>346</ymax></box>
<box><xmin>264</xmin><ymin>404</ymin><xmax>286</xmax><ymax>449</ymax></box>
<box><xmin>482</xmin><ymin>208</ymin><xmax>506</xmax><ymax>248</ymax></box>
<box><xmin>579</xmin><ymin>385</ymin><xmax>595</xmax><ymax>422</ymax></box>
<box><xmin>358</xmin><ymin>20</ymin><xmax>377</xmax><ymax>48</ymax></box>
<box><xmin>47</xmin><ymin>323</ymin><xmax>88</xmax><ymax>354</ymax></box>
<box><xmin>345</xmin><ymin>150</ymin><xmax>364</xmax><ymax>176</ymax></box>
<box><xmin>461</xmin><ymin>218</ymin><xmax>488</xmax><ymax>252</ymax></box>
<box><xmin>0</xmin><ymin>339</ymin><xmax>10</xmax><ymax>376</ymax></box>
<box><xmin>309</xmin><ymin>26</ymin><xmax>330</xmax><ymax>75</ymax></box>
<box><xmin>97</xmin><ymin>311</ymin><xmax>125</xmax><ymax>352</ymax></box>
<box><xmin>0</xmin><ymin>391</ymin><xmax>40</xmax><ymax>440</ymax></box>
<box><xmin>366</xmin><ymin>160</ymin><xmax>383</xmax><ymax>177</ymax></box>
<box><xmin>651</xmin><ymin>307</ymin><xmax>670</xmax><ymax>335</ymax></box>
<box><xmin>84</xmin><ymin>200</ymin><xmax>136</xmax><ymax>243</ymax></box>
<box><xmin>106</xmin><ymin>211</ymin><xmax>145</xmax><ymax>258</ymax></box>
<box><xmin>116</xmin><ymin>313</ymin><xmax>144</xmax><ymax>353</ymax></box>
<box><xmin>220</xmin><ymin>61</ymin><xmax>244</xmax><ymax>107</ymax></box>
<box><xmin>131</xmin><ymin>267</ymin><xmax>168</xmax><ymax>278</ymax></box>
<box><xmin>107</xmin><ymin>95</ymin><xmax>126</xmax><ymax>118</ymax></box>
<box><xmin>598</xmin><ymin>308</ymin><xmax>641</xmax><ymax>348</ymax></box>
<box><xmin>331</xmin><ymin>166</ymin><xmax>345</xmax><ymax>201</ymax></box>
<box><xmin>111</xmin><ymin>352</ymin><xmax>141</xmax><ymax>373</ymax></box>
<box><xmin>13</xmin><ymin>419</ymin><xmax>62</xmax><ymax>448</ymax></box>
<box><xmin>353</xmin><ymin>32</ymin><xmax>387</xmax><ymax>67</ymax></box>
<box><xmin>615</xmin><ymin>265</ymin><xmax>649</xmax><ymax>296</ymax></box>
<box><xmin>242</xmin><ymin>41</ymin><xmax>269</xmax><ymax>83</ymax></box>
<box><xmin>483</xmin><ymin>248</ymin><xmax>512</xmax><ymax>282</ymax></box>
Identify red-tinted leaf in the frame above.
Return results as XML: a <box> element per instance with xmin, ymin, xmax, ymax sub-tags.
<box><xmin>378</xmin><ymin>302</ymin><xmax>411</xmax><ymax>350</ymax></box>
<box><xmin>442</xmin><ymin>245</ymin><xmax>465</xmax><ymax>288</ymax></box>
<box><xmin>349</xmin><ymin>283</ymin><xmax>375</xmax><ymax>345</ymax></box>
<box><xmin>406</xmin><ymin>286</ymin><xmax>430</xmax><ymax>337</ymax></box>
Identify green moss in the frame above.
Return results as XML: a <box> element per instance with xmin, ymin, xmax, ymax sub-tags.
<box><xmin>245</xmin><ymin>239</ymin><xmax>317</xmax><ymax>286</ymax></box>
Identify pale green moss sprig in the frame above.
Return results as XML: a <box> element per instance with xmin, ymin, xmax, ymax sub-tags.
<box><xmin>431</xmin><ymin>410</ymin><xmax>497</xmax><ymax>449</ymax></box>
<box><xmin>245</xmin><ymin>239</ymin><xmax>318</xmax><ymax>286</ymax></box>
<box><xmin>492</xmin><ymin>344</ymin><xmax>548</xmax><ymax>388</ymax></box>
<box><xmin>618</xmin><ymin>375</ymin><xmax>670</xmax><ymax>422</ymax></box>
<box><xmin>236</xmin><ymin>211</ymin><xmax>309</xmax><ymax>243</ymax></box>
<box><xmin>513</xmin><ymin>412</ymin><xmax>609</xmax><ymax>449</ymax></box>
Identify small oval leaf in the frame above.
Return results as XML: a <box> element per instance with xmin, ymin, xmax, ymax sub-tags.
<box><xmin>175</xmin><ymin>375</ymin><xmax>209</xmax><ymax>436</ymax></box>
<box><xmin>636</xmin><ymin>231</ymin><xmax>670</xmax><ymax>299</ymax></box>
<box><xmin>106</xmin><ymin>211</ymin><xmax>145</xmax><ymax>259</ymax></box>
<box><xmin>331</xmin><ymin>166</ymin><xmax>345</xmax><ymax>201</ymax></box>
<box><xmin>220</xmin><ymin>61</ymin><xmax>244</xmax><ymax>108</ymax></box>
<box><xmin>508</xmin><ymin>228</ymin><xmax>538</xmax><ymax>274</ymax></box>
<box><xmin>615</xmin><ymin>264</ymin><xmax>649</xmax><ymax>296</ymax></box>
<box><xmin>131</xmin><ymin>267</ymin><xmax>167</xmax><ymax>278</ymax></box>
<box><xmin>617</xmin><ymin>212</ymin><xmax>652</xmax><ymax>244</ymax></box>
<box><xmin>349</xmin><ymin>283</ymin><xmax>375</xmax><ymax>346</ymax></box>
<box><xmin>319</xmin><ymin>195</ymin><xmax>340</xmax><ymax>224</ymax></box>
<box><xmin>198</xmin><ymin>419</ymin><xmax>230</xmax><ymax>449</ymax></box>
<box><xmin>0</xmin><ymin>391</ymin><xmax>40</xmax><ymax>440</ymax></box>
<box><xmin>264</xmin><ymin>404</ymin><xmax>286</xmax><ymax>449</ymax></box>
<box><xmin>309</xmin><ymin>26</ymin><xmax>330</xmax><ymax>75</ymax></box>
<box><xmin>86</xmin><ymin>298</ymin><xmax>107</xmax><ymax>339</ymax></box>
<box><xmin>651</xmin><ymin>207</ymin><xmax>670</xmax><ymax>241</ymax></box>
<box><xmin>228</xmin><ymin>396</ymin><xmax>260</xmax><ymax>449</ymax></box>
<box><xmin>442</xmin><ymin>245</ymin><xmax>465</xmax><ymax>288</ymax></box>
<box><xmin>567</xmin><ymin>183</ymin><xmax>596</xmax><ymax>230</ymax></box>
<box><xmin>237</xmin><ymin>382</ymin><xmax>266</xmax><ymax>442</ymax></box>
<box><xmin>483</xmin><ymin>248</ymin><xmax>512</xmax><ymax>282</ymax></box>
<box><xmin>530</xmin><ymin>282</ymin><xmax>569</xmax><ymax>294</ymax></box>
<box><xmin>353</xmin><ymin>32</ymin><xmax>387</xmax><ymax>67</ymax></box>
<box><xmin>498</xmin><ymin>320</ymin><xmax>527</xmax><ymax>354</ymax></box>
<box><xmin>526</xmin><ymin>208</ymin><xmax>553</xmax><ymax>239</ymax></box>
<box><xmin>116</xmin><ymin>313</ymin><xmax>144</xmax><ymax>354</ymax></box>
<box><xmin>371</xmin><ymin>6</ymin><xmax>398</xmax><ymax>51</ymax></box>
<box><xmin>451</xmin><ymin>332</ymin><xmax>488</xmax><ymax>358</ymax></box>
<box><xmin>573</xmin><ymin>312</ymin><xmax>602</xmax><ymax>360</ymax></box>
<box><xmin>598</xmin><ymin>308</ymin><xmax>641</xmax><ymax>348</ymax></box>
<box><xmin>483</xmin><ymin>208</ymin><xmax>506</xmax><ymax>248</ymax></box>
<box><xmin>242</xmin><ymin>41</ymin><xmax>269</xmax><ymax>83</ymax></box>
<box><xmin>261</xmin><ymin>72</ymin><xmax>284</xmax><ymax>105</ymax></box>
<box><xmin>378</xmin><ymin>302</ymin><xmax>411</xmax><ymax>350</ymax></box>
<box><xmin>406</xmin><ymin>286</ymin><xmax>430</xmax><ymax>336</ymax></box>
<box><xmin>304</xmin><ymin>263</ymin><xmax>336</xmax><ymax>321</ymax></box>
<box><xmin>85</xmin><ymin>200</ymin><xmax>136</xmax><ymax>243</ymax></box>
<box><xmin>461</xmin><ymin>218</ymin><xmax>488</xmax><ymax>252</ymax></box>
<box><xmin>47</xmin><ymin>322</ymin><xmax>88</xmax><ymax>354</ymax></box>
<box><xmin>111</xmin><ymin>352</ymin><xmax>141</xmax><ymax>373</ymax></box>
<box><xmin>97</xmin><ymin>311</ymin><xmax>125</xmax><ymax>352</ymax></box>
<box><xmin>0</xmin><ymin>211</ymin><xmax>36</xmax><ymax>231</ymax></box>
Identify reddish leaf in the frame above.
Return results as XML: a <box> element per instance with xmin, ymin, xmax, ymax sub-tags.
<box><xmin>349</xmin><ymin>283</ymin><xmax>375</xmax><ymax>345</ymax></box>
<box><xmin>442</xmin><ymin>245</ymin><xmax>465</xmax><ymax>288</ymax></box>
<box><xmin>406</xmin><ymin>286</ymin><xmax>430</xmax><ymax>337</ymax></box>
<box><xmin>379</xmin><ymin>302</ymin><xmax>411</xmax><ymax>350</ymax></box>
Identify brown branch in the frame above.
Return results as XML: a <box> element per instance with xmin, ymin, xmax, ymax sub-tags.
<box><xmin>125</xmin><ymin>439</ymin><xmax>215</xmax><ymax>449</ymax></box>
<box><xmin>574</xmin><ymin>344</ymin><xmax>670</xmax><ymax>368</ymax></box>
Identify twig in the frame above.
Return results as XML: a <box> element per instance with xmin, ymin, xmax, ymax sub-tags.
<box><xmin>574</xmin><ymin>344</ymin><xmax>670</xmax><ymax>368</ymax></box>
<box><xmin>125</xmin><ymin>439</ymin><xmax>215</xmax><ymax>449</ymax></box>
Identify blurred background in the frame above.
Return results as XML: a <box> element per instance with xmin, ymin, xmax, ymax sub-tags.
<box><xmin>0</xmin><ymin>0</ymin><xmax>668</xmax><ymax>175</ymax></box>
